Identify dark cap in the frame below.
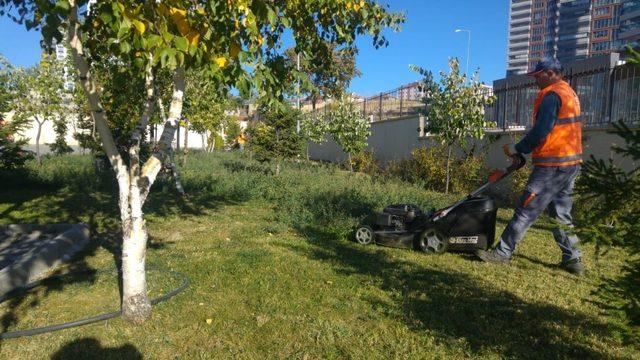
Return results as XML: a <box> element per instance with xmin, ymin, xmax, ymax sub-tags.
<box><xmin>526</xmin><ymin>56</ymin><xmax>563</xmax><ymax>76</ymax></box>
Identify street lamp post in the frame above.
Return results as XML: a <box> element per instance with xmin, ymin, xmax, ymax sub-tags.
<box><xmin>454</xmin><ymin>29</ymin><xmax>471</xmax><ymax>79</ymax></box>
<box><xmin>296</xmin><ymin>52</ymin><xmax>301</xmax><ymax>134</ymax></box>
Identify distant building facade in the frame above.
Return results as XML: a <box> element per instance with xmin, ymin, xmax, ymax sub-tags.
<box><xmin>507</xmin><ymin>0</ymin><xmax>640</xmax><ymax>76</ymax></box>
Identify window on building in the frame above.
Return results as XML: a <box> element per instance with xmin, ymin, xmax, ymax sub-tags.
<box><xmin>591</xmin><ymin>41</ymin><xmax>611</xmax><ymax>51</ymax></box>
<box><xmin>593</xmin><ymin>6</ymin><xmax>611</xmax><ymax>16</ymax></box>
<box><xmin>593</xmin><ymin>18</ymin><xmax>613</xmax><ymax>29</ymax></box>
<box><xmin>593</xmin><ymin>30</ymin><xmax>609</xmax><ymax>38</ymax></box>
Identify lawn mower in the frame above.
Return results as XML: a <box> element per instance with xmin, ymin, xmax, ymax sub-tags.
<box><xmin>354</xmin><ymin>154</ymin><xmax>526</xmax><ymax>254</ymax></box>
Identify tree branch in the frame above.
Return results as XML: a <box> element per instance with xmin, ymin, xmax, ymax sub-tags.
<box><xmin>130</xmin><ymin>58</ymin><xmax>155</xmax><ymax>182</ymax></box>
<box><xmin>139</xmin><ymin>66</ymin><xmax>186</xmax><ymax>204</ymax></box>
<box><xmin>67</xmin><ymin>0</ymin><xmax>130</xmax><ymax>222</ymax></box>
<box><xmin>131</xmin><ymin>56</ymin><xmax>155</xmax><ymax>145</ymax></box>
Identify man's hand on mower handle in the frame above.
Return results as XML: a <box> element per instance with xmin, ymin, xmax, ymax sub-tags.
<box><xmin>502</xmin><ymin>143</ymin><xmax>517</xmax><ymax>157</ymax></box>
<box><xmin>488</xmin><ymin>169</ymin><xmax>505</xmax><ymax>183</ymax></box>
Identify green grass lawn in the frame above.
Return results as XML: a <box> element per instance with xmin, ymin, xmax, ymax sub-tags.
<box><xmin>0</xmin><ymin>152</ymin><xmax>637</xmax><ymax>359</ymax></box>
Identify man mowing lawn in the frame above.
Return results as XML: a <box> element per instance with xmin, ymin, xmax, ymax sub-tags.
<box><xmin>476</xmin><ymin>57</ymin><xmax>585</xmax><ymax>276</ymax></box>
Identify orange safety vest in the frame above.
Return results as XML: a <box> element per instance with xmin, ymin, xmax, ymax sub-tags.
<box><xmin>531</xmin><ymin>80</ymin><xmax>582</xmax><ymax>167</ymax></box>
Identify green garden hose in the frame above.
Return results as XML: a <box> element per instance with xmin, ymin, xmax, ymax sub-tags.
<box><xmin>0</xmin><ymin>266</ymin><xmax>188</xmax><ymax>339</ymax></box>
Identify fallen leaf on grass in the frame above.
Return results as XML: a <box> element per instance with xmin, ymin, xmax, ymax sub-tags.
<box><xmin>256</xmin><ymin>315</ymin><xmax>269</xmax><ymax>327</ymax></box>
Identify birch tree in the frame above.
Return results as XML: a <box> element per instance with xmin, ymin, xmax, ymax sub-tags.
<box><xmin>0</xmin><ymin>0</ymin><xmax>404</xmax><ymax>324</ymax></box>
<box><xmin>328</xmin><ymin>97</ymin><xmax>371</xmax><ymax>171</ymax></box>
<box><xmin>11</xmin><ymin>54</ymin><xmax>66</xmax><ymax>165</ymax></box>
<box><xmin>183</xmin><ymin>71</ymin><xmax>229</xmax><ymax>153</ymax></box>
<box><xmin>411</xmin><ymin>58</ymin><xmax>495</xmax><ymax>194</ymax></box>
<box><xmin>1</xmin><ymin>56</ymin><xmax>34</xmax><ymax>169</ymax></box>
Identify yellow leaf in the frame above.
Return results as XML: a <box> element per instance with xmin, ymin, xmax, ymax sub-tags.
<box><xmin>169</xmin><ymin>7</ymin><xmax>191</xmax><ymax>36</ymax></box>
<box><xmin>215</xmin><ymin>57</ymin><xmax>228</xmax><ymax>68</ymax></box>
<box><xmin>169</xmin><ymin>7</ymin><xmax>186</xmax><ymax>18</ymax></box>
<box><xmin>206</xmin><ymin>318</ymin><xmax>213</xmax><ymax>325</ymax></box>
<box><xmin>256</xmin><ymin>36</ymin><xmax>264</xmax><ymax>47</ymax></box>
<box><xmin>131</xmin><ymin>19</ymin><xmax>146</xmax><ymax>34</ymax></box>
<box><xmin>187</xmin><ymin>31</ymin><xmax>200</xmax><ymax>46</ymax></box>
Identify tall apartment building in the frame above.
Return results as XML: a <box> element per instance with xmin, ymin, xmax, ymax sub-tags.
<box><xmin>506</xmin><ymin>0</ymin><xmax>640</xmax><ymax>76</ymax></box>
<box><xmin>620</xmin><ymin>0</ymin><xmax>640</xmax><ymax>41</ymax></box>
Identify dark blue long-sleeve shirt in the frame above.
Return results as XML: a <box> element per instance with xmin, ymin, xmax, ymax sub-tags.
<box><xmin>514</xmin><ymin>92</ymin><xmax>562</xmax><ymax>154</ymax></box>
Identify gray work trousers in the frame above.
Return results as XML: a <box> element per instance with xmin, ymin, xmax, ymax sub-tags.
<box><xmin>495</xmin><ymin>165</ymin><xmax>582</xmax><ymax>262</ymax></box>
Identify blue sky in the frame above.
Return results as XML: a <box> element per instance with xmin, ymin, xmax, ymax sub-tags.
<box><xmin>0</xmin><ymin>1</ymin><xmax>509</xmax><ymax>97</ymax></box>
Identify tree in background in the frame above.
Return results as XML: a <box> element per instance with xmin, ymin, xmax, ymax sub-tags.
<box><xmin>224</xmin><ymin>116</ymin><xmax>243</xmax><ymax>146</ymax></box>
<box><xmin>246</xmin><ymin>102</ymin><xmax>303</xmax><ymax>175</ymax></box>
<box><xmin>11</xmin><ymin>54</ymin><xmax>66</xmax><ymax>165</ymax></box>
<box><xmin>1</xmin><ymin>0</ymin><xmax>403</xmax><ymax>323</ymax></box>
<box><xmin>0</xmin><ymin>55</ymin><xmax>12</xmax><ymax>114</ymax></box>
<box><xmin>70</xmin><ymin>79</ymin><xmax>98</xmax><ymax>153</ymax></box>
<box><xmin>411</xmin><ymin>58</ymin><xmax>495</xmax><ymax>194</ymax></box>
<box><xmin>0</xmin><ymin>55</ymin><xmax>33</xmax><ymax>169</ymax></box>
<box><xmin>327</xmin><ymin>97</ymin><xmax>370</xmax><ymax>171</ymax></box>
<box><xmin>49</xmin><ymin>117</ymin><xmax>75</xmax><ymax>155</ymax></box>
<box><xmin>183</xmin><ymin>70</ymin><xmax>229</xmax><ymax>153</ymax></box>
<box><xmin>300</xmin><ymin>113</ymin><xmax>331</xmax><ymax>161</ymax></box>
<box><xmin>285</xmin><ymin>42</ymin><xmax>360</xmax><ymax>109</ymax></box>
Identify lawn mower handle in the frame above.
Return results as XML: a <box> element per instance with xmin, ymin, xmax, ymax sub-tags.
<box><xmin>431</xmin><ymin>153</ymin><xmax>526</xmax><ymax>221</ymax></box>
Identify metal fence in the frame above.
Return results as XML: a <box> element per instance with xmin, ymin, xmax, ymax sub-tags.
<box><xmin>489</xmin><ymin>52</ymin><xmax>640</xmax><ymax>130</ymax></box>
<box><xmin>305</xmin><ymin>52</ymin><xmax>639</xmax><ymax>130</ymax></box>
<box><xmin>306</xmin><ymin>82</ymin><xmax>426</xmax><ymax>122</ymax></box>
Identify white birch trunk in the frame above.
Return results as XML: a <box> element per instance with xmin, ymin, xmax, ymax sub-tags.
<box><xmin>140</xmin><ymin>68</ymin><xmax>186</xmax><ymax>204</ymax></box>
<box><xmin>67</xmin><ymin>1</ymin><xmax>173</xmax><ymax>324</ymax></box>
<box><xmin>120</xmin><ymin>61</ymin><xmax>156</xmax><ymax>322</ymax></box>
<box><xmin>35</xmin><ymin>117</ymin><xmax>43</xmax><ymax>165</ymax></box>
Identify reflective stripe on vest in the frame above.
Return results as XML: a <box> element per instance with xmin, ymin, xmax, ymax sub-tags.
<box><xmin>531</xmin><ymin>80</ymin><xmax>583</xmax><ymax>167</ymax></box>
<box><xmin>554</xmin><ymin>116</ymin><xmax>581</xmax><ymax>125</ymax></box>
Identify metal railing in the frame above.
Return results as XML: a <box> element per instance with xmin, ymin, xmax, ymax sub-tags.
<box><xmin>305</xmin><ymin>52</ymin><xmax>639</xmax><ymax>130</ymax></box>
<box><xmin>489</xmin><ymin>52</ymin><xmax>640</xmax><ymax>130</ymax></box>
<box><xmin>305</xmin><ymin>82</ymin><xmax>426</xmax><ymax>122</ymax></box>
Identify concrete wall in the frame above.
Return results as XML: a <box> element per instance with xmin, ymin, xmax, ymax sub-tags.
<box><xmin>308</xmin><ymin>115</ymin><xmax>637</xmax><ymax>171</ymax></box>
<box><xmin>10</xmin><ymin>113</ymin><xmax>221</xmax><ymax>154</ymax></box>
<box><xmin>308</xmin><ymin>115</ymin><xmax>428</xmax><ymax>164</ymax></box>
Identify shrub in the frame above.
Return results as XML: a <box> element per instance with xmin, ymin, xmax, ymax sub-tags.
<box><xmin>213</xmin><ymin>134</ymin><xmax>224</xmax><ymax>150</ymax></box>
<box><xmin>386</xmin><ymin>147</ymin><xmax>487</xmax><ymax>194</ymax></box>
<box><xmin>387</xmin><ymin>147</ymin><xmax>447</xmax><ymax>191</ymax></box>
<box><xmin>350</xmin><ymin>151</ymin><xmax>380</xmax><ymax>175</ymax></box>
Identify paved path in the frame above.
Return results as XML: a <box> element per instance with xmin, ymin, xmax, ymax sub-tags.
<box><xmin>0</xmin><ymin>224</ymin><xmax>90</xmax><ymax>298</ymax></box>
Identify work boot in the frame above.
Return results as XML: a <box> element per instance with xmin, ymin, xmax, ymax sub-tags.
<box><xmin>475</xmin><ymin>249</ymin><xmax>511</xmax><ymax>264</ymax></box>
<box><xmin>559</xmin><ymin>258</ymin><xmax>585</xmax><ymax>276</ymax></box>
